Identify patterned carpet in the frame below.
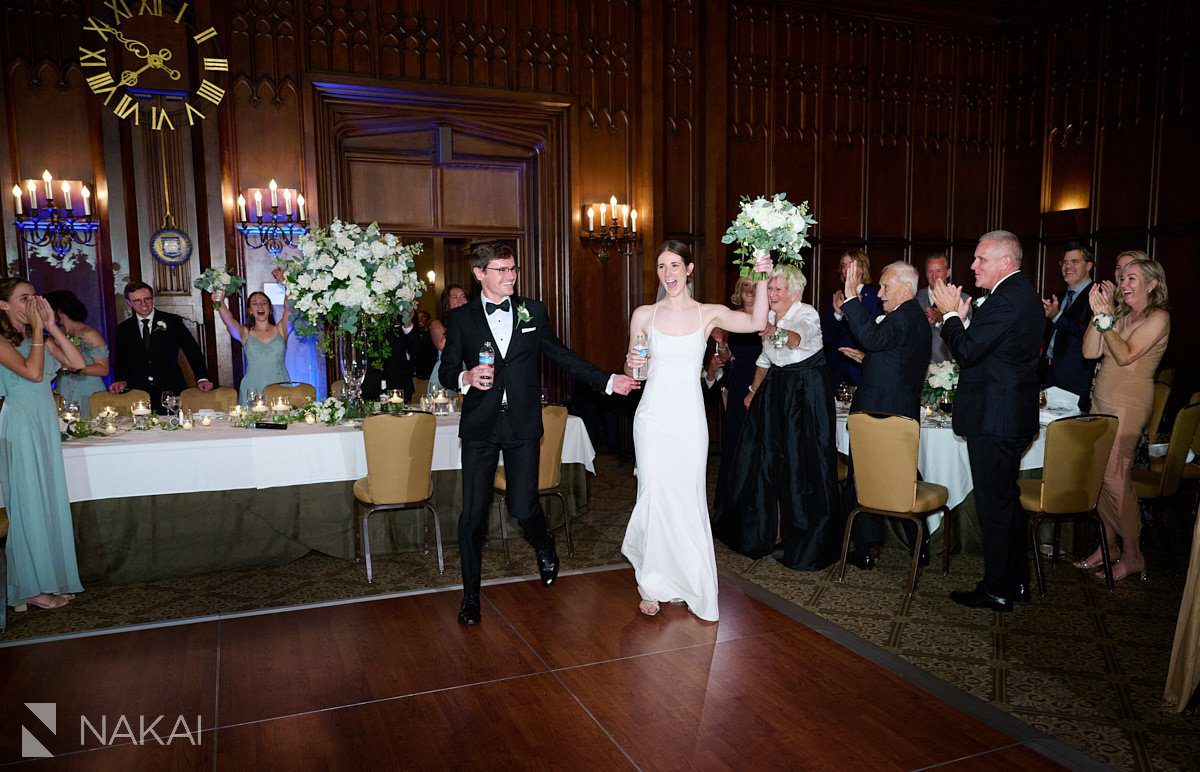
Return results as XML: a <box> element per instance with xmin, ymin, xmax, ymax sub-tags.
<box><xmin>3</xmin><ymin>454</ymin><xmax>1197</xmax><ymax>770</ymax></box>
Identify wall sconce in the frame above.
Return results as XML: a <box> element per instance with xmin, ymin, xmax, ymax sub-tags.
<box><xmin>11</xmin><ymin>170</ymin><xmax>98</xmax><ymax>257</ymax></box>
<box><xmin>426</xmin><ymin>270</ymin><xmax>436</xmax><ymax>284</ymax></box>
<box><xmin>234</xmin><ymin>179</ymin><xmax>308</xmax><ymax>257</ymax></box>
<box><xmin>581</xmin><ymin>195</ymin><xmax>639</xmax><ymax>263</ymax></box>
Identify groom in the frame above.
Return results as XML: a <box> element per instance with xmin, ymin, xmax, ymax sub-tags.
<box><xmin>439</xmin><ymin>242</ymin><xmax>639</xmax><ymax>625</ymax></box>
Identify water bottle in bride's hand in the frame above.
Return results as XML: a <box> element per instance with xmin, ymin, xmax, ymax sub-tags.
<box><xmin>478</xmin><ymin>342</ymin><xmax>495</xmax><ymax>387</ymax></box>
<box><xmin>631</xmin><ymin>333</ymin><xmax>649</xmax><ymax>381</ymax></box>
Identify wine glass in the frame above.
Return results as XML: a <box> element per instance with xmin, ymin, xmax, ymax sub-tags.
<box><xmin>161</xmin><ymin>390</ymin><xmax>178</xmax><ymax>419</ymax></box>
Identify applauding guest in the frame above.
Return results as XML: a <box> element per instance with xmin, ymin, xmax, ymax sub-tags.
<box><xmin>108</xmin><ymin>282</ymin><xmax>212</xmax><ymax>412</ymax></box>
<box><xmin>45</xmin><ymin>290</ymin><xmax>110</xmax><ymax>417</ymax></box>
<box><xmin>209</xmin><ymin>268</ymin><xmax>290</xmax><ymax>404</ymax></box>
<box><xmin>917</xmin><ymin>254</ymin><xmax>971</xmax><ymax>364</ymax></box>
<box><xmin>0</xmin><ymin>277</ymin><xmax>85</xmax><ymax>611</ymax></box>
<box><xmin>1080</xmin><ymin>258</ymin><xmax>1170</xmax><ymax>582</ymax></box>
<box><xmin>1040</xmin><ymin>243</ymin><xmax>1098</xmax><ymax>410</ymax></box>
<box><xmin>823</xmin><ymin>250</ymin><xmax>881</xmax><ymax>387</ymax></box>
<box><xmin>837</xmin><ymin>261</ymin><xmax>932</xmax><ymax>568</ymax></box>
<box><xmin>932</xmin><ymin>230</ymin><xmax>1044</xmax><ymax>613</ymax></box>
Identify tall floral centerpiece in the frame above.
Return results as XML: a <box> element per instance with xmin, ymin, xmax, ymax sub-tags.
<box><xmin>276</xmin><ymin>220</ymin><xmax>424</xmax><ymax>399</ymax></box>
<box><xmin>721</xmin><ymin>193</ymin><xmax>817</xmax><ymax>281</ymax></box>
<box><xmin>922</xmin><ymin>361</ymin><xmax>959</xmax><ymax>407</ymax></box>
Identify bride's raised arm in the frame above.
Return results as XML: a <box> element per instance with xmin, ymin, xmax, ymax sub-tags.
<box><xmin>707</xmin><ymin>256</ymin><xmax>773</xmax><ymax>334</ymax></box>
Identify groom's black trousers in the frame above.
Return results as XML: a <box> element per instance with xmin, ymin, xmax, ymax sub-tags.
<box><xmin>459</xmin><ymin>408</ymin><xmax>550</xmax><ymax>595</ymax></box>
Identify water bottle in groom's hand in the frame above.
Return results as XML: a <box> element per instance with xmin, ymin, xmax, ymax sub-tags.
<box><xmin>478</xmin><ymin>342</ymin><xmax>495</xmax><ymax>387</ymax></box>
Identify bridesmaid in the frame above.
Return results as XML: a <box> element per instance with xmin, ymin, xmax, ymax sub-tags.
<box><xmin>210</xmin><ymin>268</ymin><xmax>290</xmax><ymax>404</ymax></box>
<box><xmin>0</xmin><ymin>277</ymin><xmax>86</xmax><ymax>611</ymax></box>
<box><xmin>45</xmin><ymin>290</ymin><xmax>110</xmax><ymax>417</ymax></box>
<box><xmin>1080</xmin><ymin>258</ymin><xmax>1170</xmax><ymax>582</ymax></box>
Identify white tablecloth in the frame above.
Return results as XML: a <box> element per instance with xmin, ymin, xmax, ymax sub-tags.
<box><xmin>835</xmin><ymin>409</ymin><xmax>1074</xmax><ymax>510</ymax></box>
<box><xmin>60</xmin><ymin>414</ymin><xmax>595</xmax><ymax>503</ymax></box>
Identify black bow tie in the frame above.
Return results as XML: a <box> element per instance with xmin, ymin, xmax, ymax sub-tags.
<box><xmin>485</xmin><ymin>299</ymin><xmax>510</xmax><ymax>315</ymax></box>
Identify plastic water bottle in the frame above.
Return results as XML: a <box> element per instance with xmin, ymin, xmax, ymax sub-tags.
<box><xmin>632</xmin><ymin>333</ymin><xmax>648</xmax><ymax>381</ymax></box>
<box><xmin>378</xmin><ymin>379</ymin><xmax>390</xmax><ymax>411</ymax></box>
<box><xmin>478</xmin><ymin>342</ymin><xmax>495</xmax><ymax>386</ymax></box>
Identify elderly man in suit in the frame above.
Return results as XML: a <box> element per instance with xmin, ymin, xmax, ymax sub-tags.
<box><xmin>108</xmin><ymin>282</ymin><xmax>212</xmax><ymax>411</ymax></box>
<box><xmin>932</xmin><ymin>230</ymin><xmax>1044</xmax><ymax>612</ymax></box>
<box><xmin>834</xmin><ymin>260</ymin><xmax>933</xmax><ymax>568</ymax></box>
<box><xmin>917</xmin><ymin>253</ymin><xmax>971</xmax><ymax>364</ymax></box>
<box><xmin>1040</xmin><ymin>242</ymin><xmax>1097</xmax><ymax>410</ymax></box>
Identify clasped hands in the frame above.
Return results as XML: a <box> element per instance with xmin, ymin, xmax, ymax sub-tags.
<box><xmin>930</xmin><ymin>279</ymin><xmax>971</xmax><ymax>319</ymax></box>
<box><xmin>1088</xmin><ymin>281</ymin><xmax>1116</xmax><ymax>316</ymax></box>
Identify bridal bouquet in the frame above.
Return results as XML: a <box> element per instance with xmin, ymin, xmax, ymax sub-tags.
<box><xmin>194</xmin><ymin>268</ymin><xmax>246</xmax><ymax>308</ymax></box>
<box><xmin>721</xmin><ymin>193</ymin><xmax>817</xmax><ymax>281</ymax></box>
<box><xmin>922</xmin><ymin>361</ymin><xmax>959</xmax><ymax>404</ymax></box>
<box><xmin>276</xmin><ymin>219</ymin><xmax>425</xmax><ymax>366</ymax></box>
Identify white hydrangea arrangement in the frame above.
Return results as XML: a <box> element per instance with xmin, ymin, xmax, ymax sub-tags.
<box><xmin>922</xmin><ymin>361</ymin><xmax>959</xmax><ymax>404</ymax></box>
<box><xmin>194</xmin><ymin>267</ymin><xmax>246</xmax><ymax>308</ymax></box>
<box><xmin>721</xmin><ymin>193</ymin><xmax>818</xmax><ymax>281</ymax></box>
<box><xmin>301</xmin><ymin>397</ymin><xmax>351</xmax><ymax>426</ymax></box>
<box><xmin>275</xmin><ymin>219</ymin><xmax>425</xmax><ymax>366</ymax></box>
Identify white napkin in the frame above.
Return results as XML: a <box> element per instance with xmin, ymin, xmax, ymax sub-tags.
<box><xmin>1043</xmin><ymin>386</ymin><xmax>1080</xmax><ymax>411</ymax></box>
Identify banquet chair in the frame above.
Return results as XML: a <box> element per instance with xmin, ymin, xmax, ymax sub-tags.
<box><xmin>353</xmin><ymin>412</ymin><xmax>440</xmax><ymax>582</ymax></box>
<box><xmin>413</xmin><ymin>378</ymin><xmax>429</xmax><ymax>396</ymax></box>
<box><xmin>1150</xmin><ymin>392</ymin><xmax>1200</xmax><ymax>483</ymax></box>
<box><xmin>180</xmin><ymin>386</ymin><xmax>237</xmax><ymax>413</ymax></box>
<box><xmin>1147</xmin><ymin>382</ymin><xmax>1171</xmax><ymax>443</ymax></box>
<box><xmin>263</xmin><ymin>382</ymin><xmax>317</xmax><ymax>406</ymax></box>
<box><xmin>1</xmin><ymin>507</ymin><xmax>8</xmax><ymax>631</ymax></box>
<box><xmin>328</xmin><ymin>379</ymin><xmax>347</xmax><ymax>399</ymax></box>
<box><xmin>1019</xmin><ymin>415</ymin><xmax>1119</xmax><ymax>596</ymax></box>
<box><xmin>1134</xmin><ymin>402</ymin><xmax>1200</xmax><ymax>515</ymax></box>
<box><xmin>493</xmin><ymin>406</ymin><xmax>571</xmax><ymax>563</ymax></box>
<box><xmin>89</xmin><ymin>389</ymin><xmax>151</xmax><ymax>417</ymax></box>
<box><xmin>837</xmin><ymin>412</ymin><xmax>951</xmax><ymax>593</ymax></box>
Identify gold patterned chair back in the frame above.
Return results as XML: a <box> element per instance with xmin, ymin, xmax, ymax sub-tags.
<box><xmin>848</xmin><ymin>413</ymin><xmax>919</xmax><ymax>513</ymax></box>
<box><xmin>1160</xmin><ymin>403</ymin><xmax>1200</xmax><ymax>498</ymax></box>
<box><xmin>1039</xmin><ymin>415</ymin><xmax>1118</xmax><ymax>513</ymax></box>
<box><xmin>328</xmin><ymin>379</ymin><xmax>348</xmax><ymax>399</ymax></box>
<box><xmin>538</xmin><ymin>406</ymin><xmax>569</xmax><ymax>490</ymax></box>
<box><xmin>263</xmin><ymin>382</ymin><xmax>317</xmax><ymax>406</ymax></box>
<box><xmin>90</xmin><ymin>389</ymin><xmax>151</xmax><ymax>417</ymax></box>
<box><xmin>360</xmin><ymin>412</ymin><xmax>436</xmax><ymax>505</ymax></box>
<box><xmin>413</xmin><ymin>378</ymin><xmax>429</xmax><ymax>397</ymax></box>
<box><xmin>180</xmin><ymin>386</ymin><xmax>237</xmax><ymax>413</ymax></box>
<box><xmin>1148</xmin><ymin>382</ymin><xmax>1171</xmax><ymax>442</ymax></box>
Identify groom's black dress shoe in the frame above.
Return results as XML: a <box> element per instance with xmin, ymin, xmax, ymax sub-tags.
<box><xmin>949</xmin><ymin>587</ymin><xmax>1013</xmax><ymax>613</ymax></box>
<box><xmin>845</xmin><ymin>551</ymin><xmax>876</xmax><ymax>570</ymax></box>
<box><xmin>536</xmin><ymin>546</ymin><xmax>560</xmax><ymax>587</ymax></box>
<box><xmin>458</xmin><ymin>594</ymin><xmax>481</xmax><ymax>626</ymax></box>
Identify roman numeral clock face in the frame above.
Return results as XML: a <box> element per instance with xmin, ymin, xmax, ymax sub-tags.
<box><xmin>80</xmin><ymin>0</ymin><xmax>227</xmax><ymax>130</ymax></box>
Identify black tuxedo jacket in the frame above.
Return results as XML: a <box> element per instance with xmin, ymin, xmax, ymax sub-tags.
<box><xmin>940</xmin><ymin>272</ymin><xmax>1044</xmax><ymax>439</ymax></box>
<box><xmin>113</xmin><ymin>310</ymin><xmax>209</xmax><ymax>395</ymax></box>
<box><xmin>439</xmin><ymin>295</ymin><xmax>610</xmax><ymax>441</ymax></box>
<box><xmin>363</xmin><ymin>324</ymin><xmax>419</xmax><ymax>400</ymax></box>
<box><xmin>842</xmin><ymin>297</ymin><xmax>932</xmax><ymax>420</ymax></box>
<box><xmin>1040</xmin><ymin>282</ymin><xmax>1097</xmax><ymax>401</ymax></box>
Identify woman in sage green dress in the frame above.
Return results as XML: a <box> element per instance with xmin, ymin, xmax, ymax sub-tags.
<box><xmin>46</xmin><ymin>290</ymin><xmax>110</xmax><ymax>417</ymax></box>
<box><xmin>209</xmin><ymin>268</ymin><xmax>291</xmax><ymax>404</ymax></box>
<box><xmin>0</xmin><ymin>277</ymin><xmax>87</xmax><ymax>612</ymax></box>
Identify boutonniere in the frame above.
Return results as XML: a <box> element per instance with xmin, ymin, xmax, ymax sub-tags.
<box><xmin>155</xmin><ymin>320</ymin><xmax>168</xmax><ymax>332</ymax></box>
<box><xmin>516</xmin><ymin>303</ymin><xmax>532</xmax><ymax>324</ymax></box>
<box><xmin>972</xmin><ymin>296</ymin><xmax>987</xmax><ymax>308</ymax></box>
<box><xmin>874</xmin><ymin>314</ymin><xmax>886</xmax><ymax>324</ymax></box>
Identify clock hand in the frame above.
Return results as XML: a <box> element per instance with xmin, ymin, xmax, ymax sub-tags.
<box><xmin>145</xmin><ymin>48</ymin><xmax>181</xmax><ymax>81</ymax></box>
<box><xmin>118</xmin><ymin>61</ymin><xmax>153</xmax><ymax>88</ymax></box>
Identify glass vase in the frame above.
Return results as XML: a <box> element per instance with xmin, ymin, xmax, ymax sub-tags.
<box><xmin>336</xmin><ymin>331</ymin><xmax>368</xmax><ymax>406</ymax></box>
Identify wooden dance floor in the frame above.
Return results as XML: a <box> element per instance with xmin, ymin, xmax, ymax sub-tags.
<box><xmin>0</xmin><ymin>567</ymin><xmax>1080</xmax><ymax>770</ymax></box>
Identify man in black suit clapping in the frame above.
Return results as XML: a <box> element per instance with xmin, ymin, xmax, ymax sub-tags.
<box><xmin>1040</xmin><ymin>242</ymin><xmax>1097</xmax><ymax>411</ymax></box>
<box><xmin>108</xmin><ymin>282</ymin><xmax>212</xmax><ymax>411</ymax></box>
<box><xmin>439</xmin><ymin>242</ymin><xmax>640</xmax><ymax>625</ymax></box>
<box><xmin>835</xmin><ymin>260</ymin><xmax>932</xmax><ymax>568</ymax></box>
<box><xmin>932</xmin><ymin>230</ymin><xmax>1044</xmax><ymax>612</ymax></box>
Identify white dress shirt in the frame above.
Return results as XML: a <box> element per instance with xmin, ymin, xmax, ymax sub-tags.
<box><xmin>756</xmin><ymin>301</ymin><xmax>824</xmax><ymax>368</ymax></box>
<box><xmin>943</xmin><ymin>269</ymin><xmax>1020</xmax><ymax>329</ymax></box>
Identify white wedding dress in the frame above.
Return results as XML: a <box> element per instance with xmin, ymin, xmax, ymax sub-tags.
<box><xmin>621</xmin><ymin>304</ymin><xmax>720</xmax><ymax>621</ymax></box>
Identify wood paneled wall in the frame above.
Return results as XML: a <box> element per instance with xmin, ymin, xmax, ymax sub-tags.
<box><xmin>1</xmin><ymin>0</ymin><xmax>1195</xmax><ymax>388</ymax></box>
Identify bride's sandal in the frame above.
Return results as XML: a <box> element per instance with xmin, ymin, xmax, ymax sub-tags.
<box><xmin>638</xmin><ymin>599</ymin><xmax>660</xmax><ymax>616</ymax></box>
<box><xmin>13</xmin><ymin>593</ymin><xmax>71</xmax><ymax>612</ymax></box>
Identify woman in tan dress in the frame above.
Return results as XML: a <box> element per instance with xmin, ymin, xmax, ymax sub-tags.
<box><xmin>1078</xmin><ymin>258</ymin><xmax>1170</xmax><ymax>581</ymax></box>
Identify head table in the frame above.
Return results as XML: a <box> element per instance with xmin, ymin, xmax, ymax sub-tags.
<box><xmin>32</xmin><ymin>413</ymin><xmax>595</xmax><ymax>586</ymax></box>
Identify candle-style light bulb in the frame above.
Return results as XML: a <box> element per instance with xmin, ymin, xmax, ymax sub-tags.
<box><xmin>81</xmin><ymin>185</ymin><xmax>91</xmax><ymax>215</ymax></box>
<box><xmin>253</xmin><ymin>190</ymin><xmax>263</xmax><ymax>218</ymax></box>
<box><xmin>236</xmin><ymin>194</ymin><xmax>247</xmax><ymax>222</ymax></box>
<box><xmin>631</xmin><ymin>208</ymin><xmax>638</xmax><ymax>233</ymax></box>
<box><xmin>426</xmin><ymin>270</ymin><xmax>436</xmax><ymax>283</ymax></box>
<box><xmin>283</xmin><ymin>188</ymin><xmax>293</xmax><ymax>215</ymax></box>
<box><xmin>609</xmin><ymin>195</ymin><xmax>618</xmax><ymax>221</ymax></box>
<box><xmin>296</xmin><ymin>194</ymin><xmax>306</xmax><ymax>221</ymax></box>
<box><xmin>61</xmin><ymin>181</ymin><xmax>72</xmax><ymax>210</ymax></box>
<box><xmin>26</xmin><ymin>180</ymin><xmax>36</xmax><ymax>212</ymax></box>
<box><xmin>621</xmin><ymin>204</ymin><xmax>629</xmax><ymax>228</ymax></box>
<box><xmin>269</xmin><ymin>179</ymin><xmax>278</xmax><ymax>208</ymax></box>
<box><xmin>42</xmin><ymin>170</ymin><xmax>52</xmax><ymax>200</ymax></box>
<box><xmin>587</xmin><ymin>206</ymin><xmax>595</xmax><ymax>232</ymax></box>
<box><xmin>12</xmin><ymin>184</ymin><xmax>22</xmax><ymax>216</ymax></box>
<box><xmin>598</xmin><ymin>202</ymin><xmax>607</xmax><ymax>224</ymax></box>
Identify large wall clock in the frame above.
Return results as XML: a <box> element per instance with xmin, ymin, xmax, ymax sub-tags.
<box><xmin>79</xmin><ymin>0</ymin><xmax>227</xmax><ymax>131</ymax></box>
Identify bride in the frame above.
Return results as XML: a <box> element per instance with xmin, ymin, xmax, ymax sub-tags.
<box><xmin>621</xmin><ymin>241</ymin><xmax>772</xmax><ymax>619</ymax></box>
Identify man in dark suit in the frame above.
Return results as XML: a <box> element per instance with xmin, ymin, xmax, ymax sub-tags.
<box><xmin>1040</xmin><ymin>242</ymin><xmax>1097</xmax><ymax>410</ymax></box>
<box><xmin>932</xmin><ymin>230</ymin><xmax>1044</xmax><ymax>612</ymax></box>
<box><xmin>835</xmin><ymin>260</ymin><xmax>933</xmax><ymax>567</ymax></box>
<box><xmin>823</xmin><ymin>250</ymin><xmax>882</xmax><ymax>387</ymax></box>
<box><xmin>108</xmin><ymin>281</ymin><xmax>212</xmax><ymax>411</ymax></box>
<box><xmin>439</xmin><ymin>242</ymin><xmax>639</xmax><ymax>625</ymax></box>
<box><xmin>361</xmin><ymin>321</ymin><xmax>421</xmax><ymax>402</ymax></box>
